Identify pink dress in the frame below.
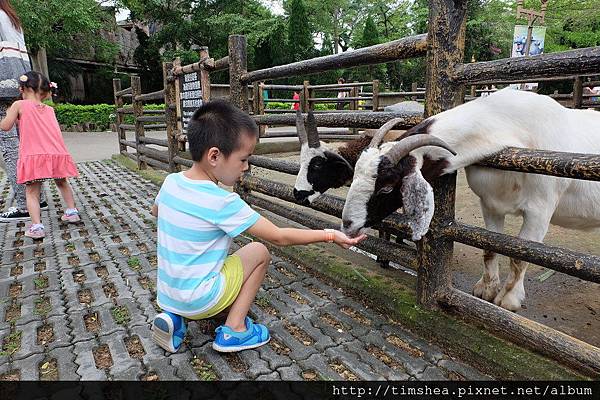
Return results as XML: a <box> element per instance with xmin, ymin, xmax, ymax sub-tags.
<box><xmin>16</xmin><ymin>100</ymin><xmax>78</xmax><ymax>184</ymax></box>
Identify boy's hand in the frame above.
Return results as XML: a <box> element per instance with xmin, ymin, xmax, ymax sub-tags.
<box><xmin>333</xmin><ymin>230</ymin><xmax>366</xmax><ymax>249</ymax></box>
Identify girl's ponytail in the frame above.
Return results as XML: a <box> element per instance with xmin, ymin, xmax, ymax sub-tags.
<box><xmin>19</xmin><ymin>71</ymin><xmax>51</xmax><ymax>96</ymax></box>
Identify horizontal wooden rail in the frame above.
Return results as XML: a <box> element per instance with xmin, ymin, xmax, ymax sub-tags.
<box><xmin>252</xmin><ymin>111</ymin><xmax>423</xmax><ymax>128</ymax></box>
<box><xmin>136</xmin><ymin>115</ymin><xmax>166</xmax><ymax>123</ymax></box>
<box><xmin>138</xmin><ymin>145</ymin><xmax>170</xmax><ymax>163</ymax></box>
<box><xmin>115</xmin><ymin>87</ymin><xmax>132</xmax><ymax>96</ymax></box>
<box><xmin>116</xmin><ymin>107</ymin><xmax>134</xmax><ymax>114</ymax></box>
<box><xmin>140</xmin><ymin>155</ymin><xmax>170</xmax><ymax>171</ymax></box>
<box><xmin>119</xmin><ymin>139</ymin><xmax>136</xmax><ymax>148</ymax></box>
<box><xmin>144</xmin><ymin>124</ymin><xmax>167</xmax><ymax>131</ymax></box>
<box><xmin>378</xmin><ymin>91</ymin><xmax>425</xmax><ymax>97</ymax></box>
<box><xmin>455</xmin><ymin>46</ymin><xmax>600</xmax><ymax>84</ymax></box>
<box><xmin>262</xmin><ymin>84</ymin><xmax>304</xmax><ymax>90</ymax></box>
<box><xmin>442</xmin><ymin>222</ymin><xmax>600</xmax><ymax>283</ymax></box>
<box><xmin>479</xmin><ymin>147</ymin><xmax>600</xmax><ymax>182</ymax></box>
<box><xmin>441</xmin><ymin>288</ymin><xmax>600</xmax><ymax>376</ymax></box>
<box><xmin>173</xmin><ymin>155</ymin><xmax>193</xmax><ymax>167</ymax></box>
<box><xmin>242</xmin><ymin>34</ymin><xmax>427</xmax><ymax>83</ymax></box>
<box><xmin>135</xmin><ymin>90</ymin><xmax>165</xmax><ymax>102</ymax></box>
<box><xmin>309</xmin><ymin>97</ymin><xmax>372</xmax><ymax>102</ymax></box>
<box><xmin>139</xmin><ymin>137</ymin><xmax>169</xmax><ymax>147</ymax></box>
<box><xmin>173</xmin><ymin>56</ymin><xmax>230</xmax><ymax>77</ymax></box>
<box><xmin>309</xmin><ymin>82</ymin><xmax>373</xmax><ymax>90</ymax></box>
<box><xmin>263</xmin><ymin>98</ymin><xmax>299</xmax><ymax>103</ymax></box>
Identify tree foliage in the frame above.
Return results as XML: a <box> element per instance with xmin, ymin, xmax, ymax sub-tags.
<box><xmin>13</xmin><ymin>0</ymin><xmax>117</xmax><ymax>61</ymax></box>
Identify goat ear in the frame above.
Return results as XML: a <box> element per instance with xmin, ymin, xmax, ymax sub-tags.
<box><xmin>400</xmin><ymin>168</ymin><xmax>435</xmax><ymax>241</ymax></box>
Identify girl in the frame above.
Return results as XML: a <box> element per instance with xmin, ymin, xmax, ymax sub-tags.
<box><xmin>0</xmin><ymin>71</ymin><xmax>79</xmax><ymax>239</ymax></box>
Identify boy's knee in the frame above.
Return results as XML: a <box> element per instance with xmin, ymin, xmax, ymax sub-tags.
<box><xmin>246</xmin><ymin>242</ymin><xmax>271</xmax><ymax>264</ymax></box>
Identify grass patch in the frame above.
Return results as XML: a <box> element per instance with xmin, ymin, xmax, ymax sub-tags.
<box><xmin>191</xmin><ymin>357</ymin><xmax>218</xmax><ymax>381</ymax></box>
<box><xmin>111</xmin><ymin>306</ymin><xmax>131</xmax><ymax>326</ymax></box>
<box><xmin>1</xmin><ymin>331</ymin><xmax>22</xmax><ymax>356</ymax></box>
<box><xmin>127</xmin><ymin>257</ymin><xmax>141</xmax><ymax>270</ymax></box>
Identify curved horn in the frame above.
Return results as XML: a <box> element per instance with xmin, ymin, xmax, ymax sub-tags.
<box><xmin>306</xmin><ymin>110</ymin><xmax>321</xmax><ymax>148</ymax></box>
<box><xmin>368</xmin><ymin>118</ymin><xmax>406</xmax><ymax>148</ymax></box>
<box><xmin>385</xmin><ymin>134</ymin><xmax>457</xmax><ymax>166</ymax></box>
<box><xmin>296</xmin><ymin>110</ymin><xmax>308</xmax><ymax>145</ymax></box>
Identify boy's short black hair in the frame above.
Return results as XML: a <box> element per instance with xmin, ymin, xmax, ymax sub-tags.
<box><xmin>187</xmin><ymin>100</ymin><xmax>258</xmax><ymax>161</ymax></box>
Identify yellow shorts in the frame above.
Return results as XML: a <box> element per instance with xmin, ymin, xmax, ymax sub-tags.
<box><xmin>187</xmin><ymin>254</ymin><xmax>244</xmax><ymax>320</ymax></box>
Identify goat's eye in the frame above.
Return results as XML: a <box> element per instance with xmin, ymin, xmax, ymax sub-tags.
<box><xmin>377</xmin><ymin>186</ymin><xmax>394</xmax><ymax>195</ymax></box>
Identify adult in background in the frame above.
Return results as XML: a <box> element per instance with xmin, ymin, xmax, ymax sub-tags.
<box><xmin>336</xmin><ymin>77</ymin><xmax>348</xmax><ymax>110</ymax></box>
<box><xmin>0</xmin><ymin>0</ymin><xmax>46</xmax><ymax>221</ymax></box>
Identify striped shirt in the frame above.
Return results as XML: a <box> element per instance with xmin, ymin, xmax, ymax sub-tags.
<box><xmin>154</xmin><ymin>172</ymin><xmax>259</xmax><ymax>317</ymax></box>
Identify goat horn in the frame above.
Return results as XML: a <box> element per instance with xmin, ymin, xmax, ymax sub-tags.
<box><xmin>385</xmin><ymin>134</ymin><xmax>457</xmax><ymax>166</ymax></box>
<box><xmin>306</xmin><ymin>110</ymin><xmax>321</xmax><ymax>148</ymax></box>
<box><xmin>295</xmin><ymin>110</ymin><xmax>308</xmax><ymax>145</ymax></box>
<box><xmin>369</xmin><ymin>118</ymin><xmax>406</xmax><ymax>148</ymax></box>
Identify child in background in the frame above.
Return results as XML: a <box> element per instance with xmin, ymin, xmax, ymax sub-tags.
<box><xmin>151</xmin><ymin>100</ymin><xmax>365</xmax><ymax>353</ymax></box>
<box><xmin>0</xmin><ymin>71</ymin><xmax>80</xmax><ymax>239</ymax></box>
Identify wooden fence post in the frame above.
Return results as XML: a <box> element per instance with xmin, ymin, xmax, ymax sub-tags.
<box><xmin>258</xmin><ymin>83</ymin><xmax>266</xmax><ymax>137</ymax></box>
<box><xmin>113</xmin><ymin>79</ymin><xmax>126</xmax><ymax>154</ymax></box>
<box><xmin>163</xmin><ymin>61</ymin><xmax>180</xmax><ymax>173</ymax></box>
<box><xmin>411</xmin><ymin>82</ymin><xmax>418</xmax><ymax>101</ymax></box>
<box><xmin>573</xmin><ymin>76</ymin><xmax>583</xmax><ymax>109</ymax></box>
<box><xmin>228</xmin><ymin>35</ymin><xmax>248</xmax><ymax>111</ymax></box>
<box><xmin>302</xmin><ymin>81</ymin><xmax>310</xmax><ymax>112</ymax></box>
<box><xmin>418</xmin><ymin>0</ymin><xmax>468</xmax><ymax>310</ymax></box>
<box><xmin>130</xmin><ymin>75</ymin><xmax>147</xmax><ymax>170</ymax></box>
<box><xmin>372</xmin><ymin>79</ymin><xmax>380</xmax><ymax>111</ymax></box>
<box><xmin>198</xmin><ymin>47</ymin><xmax>211</xmax><ymax>103</ymax></box>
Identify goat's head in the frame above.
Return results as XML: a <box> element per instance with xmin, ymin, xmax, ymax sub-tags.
<box><xmin>341</xmin><ymin>118</ymin><xmax>456</xmax><ymax>240</ymax></box>
<box><xmin>293</xmin><ymin>110</ymin><xmax>354</xmax><ymax>205</ymax></box>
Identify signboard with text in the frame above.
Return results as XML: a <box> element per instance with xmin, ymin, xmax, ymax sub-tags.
<box><xmin>510</xmin><ymin>25</ymin><xmax>546</xmax><ymax>90</ymax></box>
<box><xmin>179</xmin><ymin>72</ymin><xmax>202</xmax><ymax>132</ymax></box>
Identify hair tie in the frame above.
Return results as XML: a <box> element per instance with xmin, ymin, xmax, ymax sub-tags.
<box><xmin>19</xmin><ymin>75</ymin><xmax>28</xmax><ymax>82</ymax></box>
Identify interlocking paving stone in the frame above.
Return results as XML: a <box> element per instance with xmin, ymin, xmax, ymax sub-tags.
<box><xmin>0</xmin><ymin>161</ymin><xmax>492</xmax><ymax>381</ymax></box>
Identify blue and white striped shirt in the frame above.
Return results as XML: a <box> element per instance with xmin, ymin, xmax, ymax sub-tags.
<box><xmin>154</xmin><ymin>172</ymin><xmax>260</xmax><ymax>317</ymax></box>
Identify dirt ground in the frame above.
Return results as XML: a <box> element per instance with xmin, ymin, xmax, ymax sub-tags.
<box><xmin>252</xmin><ymin>146</ymin><xmax>600</xmax><ymax>349</ymax></box>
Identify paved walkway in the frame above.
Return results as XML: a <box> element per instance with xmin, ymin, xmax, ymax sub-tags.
<box><xmin>0</xmin><ymin>161</ymin><xmax>489</xmax><ymax>381</ymax></box>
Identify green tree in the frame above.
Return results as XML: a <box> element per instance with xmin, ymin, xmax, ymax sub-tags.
<box><xmin>13</xmin><ymin>0</ymin><xmax>117</xmax><ymax>63</ymax></box>
<box><xmin>287</xmin><ymin>0</ymin><xmax>314</xmax><ymax>61</ymax></box>
<box><xmin>349</xmin><ymin>15</ymin><xmax>387</xmax><ymax>84</ymax></box>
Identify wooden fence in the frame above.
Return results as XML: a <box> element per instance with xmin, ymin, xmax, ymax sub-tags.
<box><xmin>113</xmin><ymin>0</ymin><xmax>600</xmax><ymax>377</ymax></box>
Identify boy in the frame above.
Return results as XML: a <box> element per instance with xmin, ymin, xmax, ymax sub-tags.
<box><xmin>151</xmin><ymin>100</ymin><xmax>365</xmax><ymax>353</ymax></box>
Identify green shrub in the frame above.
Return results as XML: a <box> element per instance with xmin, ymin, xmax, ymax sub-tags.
<box><xmin>49</xmin><ymin>103</ymin><xmax>165</xmax><ymax>131</ymax></box>
<box><xmin>264</xmin><ymin>102</ymin><xmax>336</xmax><ymax>111</ymax></box>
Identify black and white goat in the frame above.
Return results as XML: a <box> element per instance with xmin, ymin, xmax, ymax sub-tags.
<box><xmin>341</xmin><ymin>88</ymin><xmax>600</xmax><ymax>311</ymax></box>
<box><xmin>292</xmin><ymin>110</ymin><xmax>405</xmax><ymax>204</ymax></box>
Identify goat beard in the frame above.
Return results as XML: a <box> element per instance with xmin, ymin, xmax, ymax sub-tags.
<box><xmin>401</xmin><ymin>169</ymin><xmax>435</xmax><ymax>241</ymax></box>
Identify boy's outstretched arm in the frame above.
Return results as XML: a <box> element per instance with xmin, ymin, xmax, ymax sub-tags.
<box><xmin>0</xmin><ymin>101</ymin><xmax>20</xmax><ymax>132</ymax></box>
<box><xmin>246</xmin><ymin>216</ymin><xmax>365</xmax><ymax>249</ymax></box>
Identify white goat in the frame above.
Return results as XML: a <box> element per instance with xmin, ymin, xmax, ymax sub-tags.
<box><xmin>341</xmin><ymin>88</ymin><xmax>600</xmax><ymax>311</ymax></box>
